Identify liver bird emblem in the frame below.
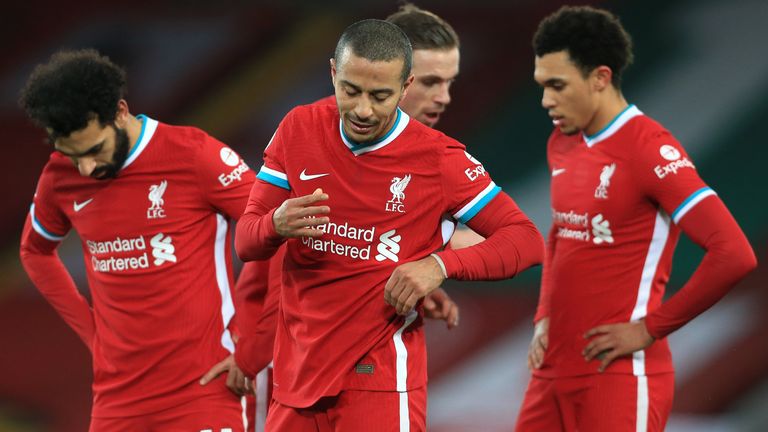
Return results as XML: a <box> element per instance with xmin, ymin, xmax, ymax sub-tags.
<box><xmin>389</xmin><ymin>174</ymin><xmax>411</xmax><ymax>203</ymax></box>
<box><xmin>148</xmin><ymin>180</ymin><xmax>167</xmax><ymax>210</ymax></box>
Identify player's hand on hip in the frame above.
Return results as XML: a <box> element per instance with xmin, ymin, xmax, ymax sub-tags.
<box><xmin>582</xmin><ymin>320</ymin><xmax>655</xmax><ymax>373</ymax></box>
<box><xmin>199</xmin><ymin>354</ymin><xmax>253</xmax><ymax>396</ymax></box>
<box><xmin>423</xmin><ymin>287</ymin><xmax>459</xmax><ymax>329</ymax></box>
<box><xmin>527</xmin><ymin>317</ymin><xmax>549</xmax><ymax>371</ymax></box>
<box><xmin>384</xmin><ymin>256</ymin><xmax>446</xmax><ymax>315</ymax></box>
<box><xmin>273</xmin><ymin>188</ymin><xmax>330</xmax><ymax>238</ymax></box>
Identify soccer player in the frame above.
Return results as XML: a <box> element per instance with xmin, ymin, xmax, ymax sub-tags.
<box><xmin>19</xmin><ymin>49</ymin><xmax>254</xmax><ymax>431</ymax></box>
<box><xmin>230</xmin><ymin>8</ymin><xmax>470</xmax><ymax>430</ymax></box>
<box><xmin>516</xmin><ymin>6</ymin><xmax>757</xmax><ymax>431</ymax></box>
<box><xmin>235</xmin><ymin>19</ymin><xmax>544</xmax><ymax>431</ymax></box>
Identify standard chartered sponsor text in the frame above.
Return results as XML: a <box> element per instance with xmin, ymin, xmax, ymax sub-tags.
<box><xmin>88</xmin><ymin>234</ymin><xmax>175</xmax><ymax>272</ymax></box>
<box><xmin>552</xmin><ymin>209</ymin><xmax>589</xmax><ymax>227</ymax></box>
<box><xmin>301</xmin><ymin>219</ymin><xmax>376</xmax><ymax>260</ymax></box>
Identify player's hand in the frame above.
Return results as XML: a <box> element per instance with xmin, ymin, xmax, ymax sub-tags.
<box><xmin>273</xmin><ymin>188</ymin><xmax>330</xmax><ymax>238</ymax></box>
<box><xmin>582</xmin><ymin>320</ymin><xmax>655</xmax><ymax>373</ymax></box>
<box><xmin>527</xmin><ymin>317</ymin><xmax>549</xmax><ymax>370</ymax></box>
<box><xmin>199</xmin><ymin>354</ymin><xmax>253</xmax><ymax>396</ymax></box>
<box><xmin>423</xmin><ymin>287</ymin><xmax>459</xmax><ymax>329</ymax></box>
<box><xmin>384</xmin><ymin>256</ymin><xmax>445</xmax><ymax>315</ymax></box>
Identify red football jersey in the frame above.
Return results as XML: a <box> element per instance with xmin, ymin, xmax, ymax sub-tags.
<box><xmin>28</xmin><ymin>116</ymin><xmax>255</xmax><ymax>417</ymax></box>
<box><xmin>537</xmin><ymin>105</ymin><xmax>715</xmax><ymax>378</ymax></box>
<box><xmin>253</xmin><ymin>102</ymin><xmax>500</xmax><ymax>407</ymax></box>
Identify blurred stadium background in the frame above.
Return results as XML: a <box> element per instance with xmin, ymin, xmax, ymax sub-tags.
<box><xmin>1</xmin><ymin>0</ymin><xmax>765</xmax><ymax>431</ymax></box>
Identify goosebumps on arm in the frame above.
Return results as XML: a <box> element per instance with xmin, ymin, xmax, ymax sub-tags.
<box><xmin>435</xmin><ymin>193</ymin><xmax>545</xmax><ymax>281</ymax></box>
<box><xmin>235</xmin><ymin>181</ymin><xmax>289</xmax><ymax>261</ymax></box>
<box><xmin>19</xmin><ymin>217</ymin><xmax>95</xmax><ymax>348</ymax></box>
<box><xmin>644</xmin><ymin>197</ymin><xmax>757</xmax><ymax>338</ymax></box>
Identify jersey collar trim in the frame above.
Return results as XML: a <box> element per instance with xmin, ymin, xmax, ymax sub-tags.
<box><xmin>122</xmin><ymin>114</ymin><xmax>158</xmax><ymax>170</ymax></box>
<box><xmin>583</xmin><ymin>104</ymin><xmax>642</xmax><ymax>148</ymax></box>
<box><xmin>339</xmin><ymin>108</ymin><xmax>410</xmax><ymax>156</ymax></box>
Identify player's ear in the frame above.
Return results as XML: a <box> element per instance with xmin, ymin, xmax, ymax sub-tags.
<box><xmin>114</xmin><ymin>99</ymin><xmax>130</xmax><ymax>128</ymax></box>
<box><xmin>592</xmin><ymin>66</ymin><xmax>612</xmax><ymax>92</ymax></box>
<box><xmin>401</xmin><ymin>74</ymin><xmax>415</xmax><ymax>99</ymax></box>
<box><xmin>330</xmin><ymin>58</ymin><xmax>337</xmax><ymax>83</ymax></box>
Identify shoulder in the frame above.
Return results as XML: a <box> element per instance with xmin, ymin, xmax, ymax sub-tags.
<box><xmin>627</xmin><ymin>114</ymin><xmax>680</xmax><ymax>150</ymax></box>
<box><xmin>154</xmin><ymin>122</ymin><xmax>213</xmax><ymax>152</ymax></box>
<box><xmin>41</xmin><ymin>151</ymin><xmax>77</xmax><ymax>180</ymax></box>
<box><xmin>285</xmin><ymin>101</ymin><xmax>339</xmax><ymax>126</ymax></box>
<box><xmin>404</xmin><ymin>120</ymin><xmax>467</xmax><ymax>155</ymax></box>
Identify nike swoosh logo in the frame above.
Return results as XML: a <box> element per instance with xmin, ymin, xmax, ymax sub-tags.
<box><xmin>73</xmin><ymin>198</ymin><xmax>94</xmax><ymax>212</ymax></box>
<box><xmin>551</xmin><ymin>168</ymin><xmax>566</xmax><ymax>177</ymax></box>
<box><xmin>299</xmin><ymin>169</ymin><xmax>329</xmax><ymax>181</ymax></box>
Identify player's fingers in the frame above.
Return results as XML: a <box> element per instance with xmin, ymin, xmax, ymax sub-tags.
<box><xmin>540</xmin><ymin>333</ymin><xmax>549</xmax><ymax>350</ymax></box>
<box><xmin>199</xmin><ymin>360</ymin><xmax>226</xmax><ymax>385</ymax></box>
<box><xmin>288</xmin><ymin>227</ymin><xmax>328</xmax><ymax>238</ymax></box>
<box><xmin>225</xmin><ymin>367</ymin><xmax>239</xmax><ymax>394</ymax></box>
<box><xmin>384</xmin><ymin>272</ymin><xmax>402</xmax><ymax>306</ymax></box>
<box><xmin>244</xmin><ymin>377</ymin><xmax>254</xmax><ymax>393</ymax></box>
<box><xmin>598</xmin><ymin>350</ymin><xmax>620</xmax><ymax>373</ymax></box>
<box><xmin>294</xmin><ymin>205</ymin><xmax>331</xmax><ymax>219</ymax></box>
<box><xmin>398</xmin><ymin>293</ymin><xmax>419</xmax><ymax>315</ymax></box>
<box><xmin>531</xmin><ymin>342</ymin><xmax>545</xmax><ymax>368</ymax></box>
<box><xmin>582</xmin><ymin>335</ymin><xmax>607</xmax><ymax>358</ymax></box>
<box><xmin>583</xmin><ymin>337</ymin><xmax>613</xmax><ymax>361</ymax></box>
<box><xmin>422</xmin><ymin>295</ymin><xmax>437</xmax><ymax>312</ymax></box>
<box><xmin>395</xmin><ymin>283</ymin><xmax>414</xmax><ymax>313</ymax></box>
<box><xmin>445</xmin><ymin>303</ymin><xmax>459</xmax><ymax>329</ymax></box>
<box><xmin>440</xmin><ymin>295</ymin><xmax>453</xmax><ymax>317</ymax></box>
<box><xmin>288</xmin><ymin>216</ymin><xmax>330</xmax><ymax>229</ymax></box>
<box><xmin>584</xmin><ymin>325</ymin><xmax>611</xmax><ymax>339</ymax></box>
<box><xmin>290</xmin><ymin>192</ymin><xmax>329</xmax><ymax>206</ymax></box>
<box><xmin>233</xmin><ymin>370</ymin><xmax>247</xmax><ymax>395</ymax></box>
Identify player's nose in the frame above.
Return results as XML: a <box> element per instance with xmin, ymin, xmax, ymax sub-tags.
<box><xmin>354</xmin><ymin>98</ymin><xmax>373</xmax><ymax>120</ymax></box>
<box><xmin>541</xmin><ymin>90</ymin><xmax>555</xmax><ymax>109</ymax></box>
<box><xmin>77</xmin><ymin>157</ymin><xmax>97</xmax><ymax>177</ymax></box>
<box><xmin>435</xmin><ymin>83</ymin><xmax>451</xmax><ymax>105</ymax></box>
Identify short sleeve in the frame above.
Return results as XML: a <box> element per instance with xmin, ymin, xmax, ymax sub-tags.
<box><xmin>29</xmin><ymin>165</ymin><xmax>70</xmax><ymax>242</ymax></box>
<box><xmin>196</xmin><ymin>134</ymin><xmax>256</xmax><ymax>220</ymax></box>
<box><xmin>632</xmin><ymin>131</ymin><xmax>714</xmax><ymax>224</ymax></box>
<box><xmin>442</xmin><ymin>143</ymin><xmax>502</xmax><ymax>224</ymax></box>
<box><xmin>255</xmin><ymin>118</ymin><xmax>291</xmax><ymax>191</ymax></box>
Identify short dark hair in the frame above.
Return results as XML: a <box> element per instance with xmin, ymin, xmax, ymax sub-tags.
<box><xmin>533</xmin><ymin>6</ymin><xmax>633</xmax><ymax>88</ymax></box>
<box><xmin>386</xmin><ymin>3</ymin><xmax>459</xmax><ymax>51</ymax></box>
<box><xmin>19</xmin><ymin>49</ymin><xmax>127</xmax><ymax>142</ymax></box>
<box><xmin>334</xmin><ymin>19</ymin><xmax>413</xmax><ymax>83</ymax></box>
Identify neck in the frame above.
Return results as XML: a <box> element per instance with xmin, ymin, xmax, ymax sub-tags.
<box><xmin>585</xmin><ymin>90</ymin><xmax>628</xmax><ymax>137</ymax></box>
<box><xmin>124</xmin><ymin>114</ymin><xmax>145</xmax><ymax>151</ymax></box>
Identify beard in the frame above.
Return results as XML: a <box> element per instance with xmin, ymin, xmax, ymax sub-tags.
<box><xmin>91</xmin><ymin>126</ymin><xmax>130</xmax><ymax>180</ymax></box>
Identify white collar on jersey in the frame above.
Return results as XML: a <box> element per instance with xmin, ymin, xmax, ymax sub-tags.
<box><xmin>339</xmin><ymin>107</ymin><xmax>410</xmax><ymax>156</ymax></box>
<box><xmin>121</xmin><ymin>114</ymin><xmax>158</xmax><ymax>170</ymax></box>
<box><xmin>583</xmin><ymin>104</ymin><xmax>643</xmax><ymax>148</ymax></box>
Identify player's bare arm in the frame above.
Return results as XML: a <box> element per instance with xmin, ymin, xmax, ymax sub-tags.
<box><xmin>527</xmin><ymin>317</ymin><xmax>549</xmax><ymax>370</ymax></box>
<box><xmin>272</xmin><ymin>188</ymin><xmax>330</xmax><ymax>238</ymax></box>
<box><xmin>384</xmin><ymin>255</ymin><xmax>446</xmax><ymax>315</ymax></box>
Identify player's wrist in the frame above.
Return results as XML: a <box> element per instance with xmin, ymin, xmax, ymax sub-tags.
<box><xmin>430</xmin><ymin>253</ymin><xmax>448</xmax><ymax>279</ymax></box>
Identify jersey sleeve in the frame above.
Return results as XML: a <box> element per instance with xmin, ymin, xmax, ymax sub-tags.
<box><xmin>235</xmin><ymin>118</ymin><xmax>292</xmax><ymax>262</ymax></box>
<box><xmin>441</xmin><ymin>144</ymin><xmax>502</xmax><ymax>224</ymax></box>
<box><xmin>29</xmin><ymin>165</ymin><xmax>70</xmax><ymax>242</ymax></box>
<box><xmin>254</xmin><ymin>123</ymin><xmax>291</xmax><ymax>192</ymax></box>
<box><xmin>195</xmin><ymin>134</ymin><xmax>256</xmax><ymax>220</ymax></box>
<box><xmin>434</xmin><ymin>143</ymin><xmax>544</xmax><ymax>280</ymax></box>
<box><xmin>21</xmin><ymin>167</ymin><xmax>94</xmax><ymax>347</ymax></box>
<box><xmin>632</xmin><ymin>130</ymin><xmax>715</xmax><ymax>224</ymax></box>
